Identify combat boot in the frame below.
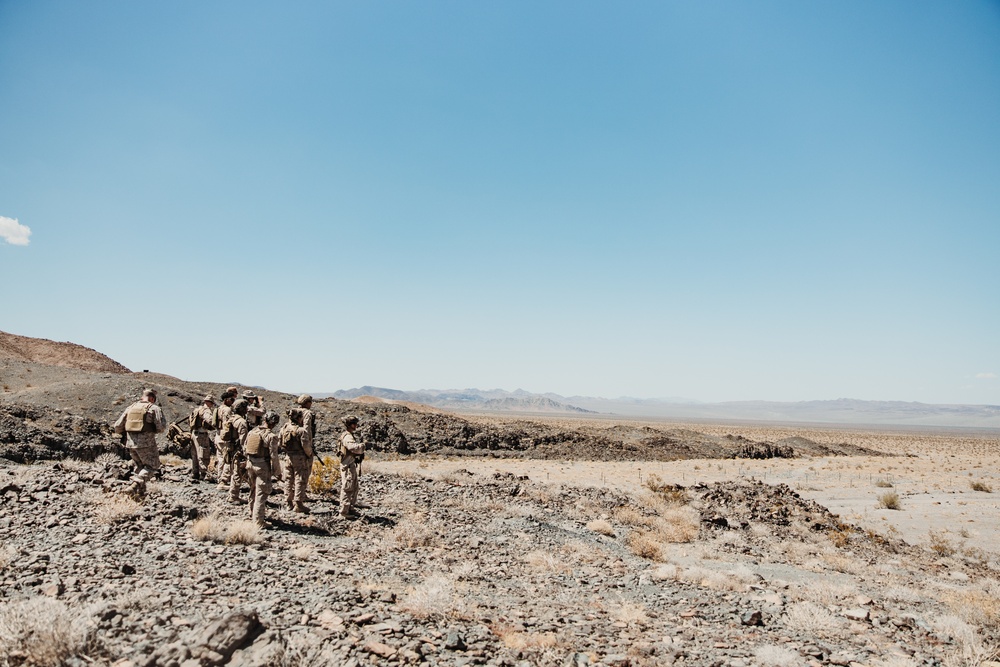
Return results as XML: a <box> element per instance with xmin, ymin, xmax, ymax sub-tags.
<box><xmin>294</xmin><ymin>503</ymin><xmax>310</xmax><ymax>514</ymax></box>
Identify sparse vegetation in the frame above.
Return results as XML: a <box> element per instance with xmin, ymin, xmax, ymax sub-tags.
<box><xmin>308</xmin><ymin>455</ymin><xmax>341</xmax><ymax>495</ymax></box>
<box><xmin>928</xmin><ymin>529</ymin><xmax>957</xmax><ymax>556</ymax></box>
<box><xmin>875</xmin><ymin>478</ymin><xmax>894</xmax><ymax>488</ymax></box>
<box><xmin>969</xmin><ymin>480</ymin><xmax>992</xmax><ymax>493</ymax></box>
<box><xmin>878</xmin><ymin>491</ymin><xmax>901</xmax><ymax>510</ymax></box>
<box><xmin>586</xmin><ymin>518</ymin><xmax>615</xmax><ymax>536</ymax></box>
<box><xmin>86</xmin><ymin>489</ymin><xmax>143</xmax><ymax>524</ymax></box>
<box><xmin>389</xmin><ymin>513</ymin><xmax>438</xmax><ymax>549</ymax></box>
<box><xmin>0</xmin><ymin>597</ymin><xmax>96</xmax><ymax>667</ymax></box>
<box><xmin>190</xmin><ymin>513</ymin><xmax>263</xmax><ymax>545</ymax></box>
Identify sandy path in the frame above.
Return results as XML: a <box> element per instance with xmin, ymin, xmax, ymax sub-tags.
<box><xmin>373</xmin><ymin>452</ymin><xmax>1000</xmax><ymax>558</ymax></box>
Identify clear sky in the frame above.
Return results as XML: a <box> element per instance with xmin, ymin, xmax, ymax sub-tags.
<box><xmin>1</xmin><ymin>2</ymin><xmax>998</xmax><ymax>405</ymax></box>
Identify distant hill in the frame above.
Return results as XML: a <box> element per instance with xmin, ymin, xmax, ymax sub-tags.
<box><xmin>325</xmin><ymin>387</ymin><xmax>1000</xmax><ymax>428</ymax></box>
<box><xmin>0</xmin><ymin>330</ymin><xmax>130</xmax><ymax>374</ymax></box>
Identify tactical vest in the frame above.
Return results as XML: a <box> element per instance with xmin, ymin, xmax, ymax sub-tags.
<box><xmin>245</xmin><ymin>428</ymin><xmax>266</xmax><ymax>456</ymax></box>
<box><xmin>125</xmin><ymin>402</ymin><xmax>154</xmax><ymax>433</ymax></box>
<box><xmin>281</xmin><ymin>424</ymin><xmax>304</xmax><ymax>454</ymax></box>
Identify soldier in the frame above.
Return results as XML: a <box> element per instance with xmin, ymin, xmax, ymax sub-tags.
<box><xmin>214</xmin><ymin>389</ymin><xmax>237</xmax><ymax>488</ymax></box>
<box><xmin>188</xmin><ymin>395</ymin><xmax>216</xmax><ymax>482</ymax></box>
<box><xmin>243</xmin><ymin>390</ymin><xmax>265</xmax><ymax>428</ymax></box>
<box><xmin>295</xmin><ymin>394</ymin><xmax>317</xmax><ymax>456</ymax></box>
<box><xmin>280</xmin><ymin>408</ymin><xmax>313</xmax><ymax>513</ymax></box>
<box><xmin>113</xmin><ymin>389</ymin><xmax>167</xmax><ymax>488</ymax></box>
<box><xmin>246</xmin><ymin>411</ymin><xmax>280</xmax><ymax>527</ymax></box>
<box><xmin>227</xmin><ymin>399</ymin><xmax>251</xmax><ymax>504</ymax></box>
<box><xmin>338</xmin><ymin>415</ymin><xmax>365</xmax><ymax>519</ymax></box>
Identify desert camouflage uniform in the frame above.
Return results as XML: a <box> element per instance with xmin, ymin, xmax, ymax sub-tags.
<box><xmin>227</xmin><ymin>414</ymin><xmax>250</xmax><ymax>503</ymax></box>
<box><xmin>189</xmin><ymin>404</ymin><xmax>214</xmax><ymax>480</ymax></box>
<box><xmin>246</xmin><ymin>425</ymin><xmax>278</xmax><ymax>527</ymax></box>
<box><xmin>280</xmin><ymin>421</ymin><xmax>312</xmax><ymax>511</ymax></box>
<box><xmin>214</xmin><ymin>402</ymin><xmax>234</xmax><ymax>487</ymax></box>
<box><xmin>113</xmin><ymin>400</ymin><xmax>166</xmax><ymax>481</ymax></box>
<box><xmin>338</xmin><ymin>430</ymin><xmax>365</xmax><ymax>517</ymax></box>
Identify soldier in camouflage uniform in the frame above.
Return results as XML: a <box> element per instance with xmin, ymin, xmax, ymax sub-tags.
<box><xmin>227</xmin><ymin>399</ymin><xmax>251</xmax><ymax>504</ymax></box>
<box><xmin>246</xmin><ymin>411</ymin><xmax>280</xmax><ymax>527</ymax></box>
<box><xmin>188</xmin><ymin>395</ymin><xmax>215</xmax><ymax>482</ymax></box>
<box><xmin>113</xmin><ymin>389</ymin><xmax>167</xmax><ymax>485</ymax></box>
<box><xmin>338</xmin><ymin>415</ymin><xmax>365</xmax><ymax>518</ymax></box>
<box><xmin>295</xmin><ymin>394</ymin><xmax>317</xmax><ymax>457</ymax></box>
<box><xmin>243</xmin><ymin>390</ymin><xmax>265</xmax><ymax>428</ymax></box>
<box><xmin>280</xmin><ymin>408</ymin><xmax>313</xmax><ymax>513</ymax></box>
<box><xmin>214</xmin><ymin>389</ymin><xmax>237</xmax><ymax>488</ymax></box>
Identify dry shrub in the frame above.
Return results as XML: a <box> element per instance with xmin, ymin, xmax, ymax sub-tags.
<box><xmin>224</xmin><ymin>520</ymin><xmax>263</xmax><ymax>545</ymax></box>
<box><xmin>676</xmin><ymin>565</ymin><xmax>752</xmax><ymax>592</ymax></box>
<box><xmin>969</xmin><ymin>480</ymin><xmax>993</xmax><ymax>493</ymax></box>
<box><xmin>308</xmin><ymin>455</ymin><xmax>340</xmax><ymax>495</ymax></box>
<box><xmin>190</xmin><ymin>514</ymin><xmax>262</xmax><ymax>545</ymax></box>
<box><xmin>794</xmin><ymin>579</ymin><xmax>858</xmax><ymax>606</ymax></box>
<box><xmin>292</xmin><ymin>544</ymin><xmax>314</xmax><ymax>560</ymax></box>
<box><xmin>878</xmin><ymin>491</ymin><xmax>901</xmax><ymax>510</ymax></box>
<box><xmin>626</xmin><ymin>530</ymin><xmax>664</xmax><ymax>561</ymax></box>
<box><xmin>933</xmin><ymin>615</ymin><xmax>999</xmax><ymax>667</ymax></box>
<box><xmin>943</xmin><ymin>590</ymin><xmax>1000</xmax><ymax>630</ymax></box>
<box><xmin>0</xmin><ymin>597</ymin><xmax>95</xmax><ymax>666</ymax></box>
<box><xmin>613</xmin><ymin>505</ymin><xmax>649</xmax><ymax>527</ymax></box>
<box><xmin>822</xmin><ymin>553</ymin><xmax>865</xmax><ymax>575</ymax></box>
<box><xmin>872</xmin><ymin>657</ymin><xmax>919</xmax><ymax>667</ymax></box>
<box><xmin>525</xmin><ymin>550</ymin><xmax>570</xmax><ymax>573</ymax></box>
<box><xmin>656</xmin><ymin>506</ymin><xmax>700</xmax><ymax>543</ymax></box>
<box><xmin>400</xmin><ymin>574</ymin><xmax>460</xmax><ymax>619</ymax></box>
<box><xmin>490</xmin><ymin>625</ymin><xmax>559</xmax><ymax>650</ymax></box>
<box><xmin>928</xmin><ymin>530</ymin><xmax>957</xmax><ymax>556</ymax></box>
<box><xmin>160</xmin><ymin>453</ymin><xmax>186</xmax><ymax>468</ymax></box>
<box><xmin>86</xmin><ymin>489</ymin><xmax>143</xmax><ymax>525</ymax></box>
<box><xmin>613</xmin><ymin>601</ymin><xmax>648</xmax><ymax>625</ymax></box>
<box><xmin>390</xmin><ymin>513</ymin><xmax>438</xmax><ymax>549</ymax></box>
<box><xmin>874</xmin><ymin>478</ymin><xmax>894</xmax><ymax>488</ymax></box>
<box><xmin>643</xmin><ymin>474</ymin><xmax>689</xmax><ymax>503</ymax></box>
<box><xmin>784</xmin><ymin>601</ymin><xmax>845</xmax><ymax>634</ymax></box>
<box><xmin>649</xmin><ymin>564</ymin><xmax>681</xmax><ymax>581</ymax></box>
<box><xmin>754</xmin><ymin>644</ymin><xmax>800</xmax><ymax>667</ymax></box>
<box><xmin>586</xmin><ymin>519</ymin><xmax>615</xmax><ymax>537</ymax></box>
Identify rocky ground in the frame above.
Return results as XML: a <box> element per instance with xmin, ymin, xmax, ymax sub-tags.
<box><xmin>2</xmin><ymin>454</ymin><xmax>998</xmax><ymax>667</ymax></box>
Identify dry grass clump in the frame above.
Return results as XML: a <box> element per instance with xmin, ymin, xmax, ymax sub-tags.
<box><xmin>969</xmin><ymin>480</ymin><xmax>993</xmax><ymax>493</ymax></box>
<box><xmin>793</xmin><ymin>579</ymin><xmax>858</xmax><ymax>606</ymax></box>
<box><xmin>490</xmin><ymin>624</ymin><xmax>560</xmax><ymax>650</ymax></box>
<box><xmin>308</xmin><ymin>455</ymin><xmax>341</xmax><ymax>495</ymax></box>
<box><xmin>943</xmin><ymin>588</ymin><xmax>1000</xmax><ymax>630</ymax></box>
<box><xmin>626</xmin><ymin>530</ymin><xmax>665</xmax><ymax>561</ymax></box>
<box><xmin>643</xmin><ymin>474</ymin><xmax>689</xmax><ymax>503</ymax></box>
<box><xmin>390</xmin><ymin>514</ymin><xmax>438</xmax><ymax>549</ymax></box>
<box><xmin>190</xmin><ymin>513</ymin><xmax>263</xmax><ymax>545</ymax></box>
<box><xmin>878</xmin><ymin>491</ymin><xmax>901</xmax><ymax>510</ymax></box>
<box><xmin>586</xmin><ymin>518</ymin><xmax>615</xmax><ymax>537</ymax></box>
<box><xmin>159</xmin><ymin>453</ymin><xmax>186</xmax><ymax>468</ymax></box>
<box><xmin>613</xmin><ymin>600</ymin><xmax>649</xmax><ymax>625</ymax></box>
<box><xmin>784</xmin><ymin>601</ymin><xmax>845</xmax><ymax>635</ymax></box>
<box><xmin>754</xmin><ymin>644</ymin><xmax>800</xmax><ymax>667</ymax></box>
<box><xmin>400</xmin><ymin>574</ymin><xmax>461</xmax><ymax>619</ymax></box>
<box><xmin>85</xmin><ymin>489</ymin><xmax>143</xmax><ymax>524</ymax></box>
<box><xmin>821</xmin><ymin>553</ymin><xmax>865</xmax><ymax>575</ymax></box>
<box><xmin>525</xmin><ymin>550</ymin><xmax>571</xmax><ymax>573</ymax></box>
<box><xmin>928</xmin><ymin>530</ymin><xmax>957</xmax><ymax>556</ymax></box>
<box><xmin>292</xmin><ymin>544</ymin><xmax>314</xmax><ymax>561</ymax></box>
<box><xmin>874</xmin><ymin>478</ymin><xmax>894</xmax><ymax>488</ymax></box>
<box><xmin>932</xmin><ymin>616</ymin><xmax>999</xmax><ymax>667</ymax></box>
<box><xmin>0</xmin><ymin>597</ymin><xmax>96</xmax><ymax>666</ymax></box>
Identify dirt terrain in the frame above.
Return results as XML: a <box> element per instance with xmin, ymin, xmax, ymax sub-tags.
<box><xmin>1</xmin><ymin>334</ymin><xmax>999</xmax><ymax>666</ymax></box>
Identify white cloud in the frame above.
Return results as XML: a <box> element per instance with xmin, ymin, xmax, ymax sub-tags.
<box><xmin>976</xmin><ymin>372</ymin><xmax>997</xmax><ymax>380</ymax></box>
<box><xmin>0</xmin><ymin>216</ymin><xmax>31</xmax><ymax>246</ymax></box>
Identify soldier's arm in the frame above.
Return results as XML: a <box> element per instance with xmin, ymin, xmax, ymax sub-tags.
<box><xmin>153</xmin><ymin>406</ymin><xmax>167</xmax><ymax>433</ymax></box>
<box><xmin>113</xmin><ymin>410</ymin><xmax>127</xmax><ymax>435</ymax></box>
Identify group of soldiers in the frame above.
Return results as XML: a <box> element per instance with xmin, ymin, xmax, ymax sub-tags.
<box><xmin>112</xmin><ymin>387</ymin><xmax>366</xmax><ymax>527</ymax></box>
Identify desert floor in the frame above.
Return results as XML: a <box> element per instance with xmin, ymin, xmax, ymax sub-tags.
<box><xmin>376</xmin><ymin>419</ymin><xmax>1000</xmax><ymax>559</ymax></box>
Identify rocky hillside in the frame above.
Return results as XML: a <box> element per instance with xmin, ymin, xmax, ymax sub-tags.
<box><xmin>1</xmin><ymin>457</ymin><xmax>996</xmax><ymax>666</ymax></box>
<box><xmin>0</xmin><ymin>331</ymin><xmax>131</xmax><ymax>374</ymax></box>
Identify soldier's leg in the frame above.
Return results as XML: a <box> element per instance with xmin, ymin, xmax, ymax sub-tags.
<box><xmin>293</xmin><ymin>456</ymin><xmax>311</xmax><ymax>511</ymax></box>
<box><xmin>133</xmin><ymin>445</ymin><xmax>160</xmax><ymax>481</ymax></box>
<box><xmin>189</xmin><ymin>437</ymin><xmax>201</xmax><ymax>480</ymax></box>
<box><xmin>216</xmin><ymin>440</ymin><xmax>232</xmax><ymax>487</ymax></box>
<box><xmin>284</xmin><ymin>455</ymin><xmax>296</xmax><ymax>510</ymax></box>
<box><xmin>196</xmin><ymin>433</ymin><xmax>212</xmax><ymax>479</ymax></box>
<box><xmin>249</xmin><ymin>458</ymin><xmax>271</xmax><ymax>526</ymax></box>
<box><xmin>229</xmin><ymin>457</ymin><xmax>246</xmax><ymax>502</ymax></box>
<box><xmin>339</xmin><ymin>462</ymin><xmax>358</xmax><ymax>516</ymax></box>
<box><xmin>246</xmin><ymin>462</ymin><xmax>258</xmax><ymax>516</ymax></box>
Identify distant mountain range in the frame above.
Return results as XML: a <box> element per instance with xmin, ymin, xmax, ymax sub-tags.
<box><xmin>323</xmin><ymin>386</ymin><xmax>1000</xmax><ymax>429</ymax></box>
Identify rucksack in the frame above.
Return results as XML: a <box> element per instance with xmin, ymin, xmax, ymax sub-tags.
<box><xmin>124</xmin><ymin>402</ymin><xmax>152</xmax><ymax>433</ymax></box>
<box><xmin>189</xmin><ymin>407</ymin><xmax>205</xmax><ymax>431</ymax></box>
<box><xmin>219</xmin><ymin>414</ymin><xmax>238</xmax><ymax>443</ymax></box>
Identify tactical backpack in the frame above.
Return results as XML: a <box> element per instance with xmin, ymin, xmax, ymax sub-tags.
<box><xmin>219</xmin><ymin>414</ymin><xmax>239</xmax><ymax>443</ymax></box>
<box><xmin>245</xmin><ymin>428</ymin><xmax>265</xmax><ymax>456</ymax></box>
<box><xmin>124</xmin><ymin>402</ymin><xmax>153</xmax><ymax>433</ymax></box>
<box><xmin>281</xmin><ymin>423</ymin><xmax>303</xmax><ymax>454</ymax></box>
<box><xmin>189</xmin><ymin>407</ymin><xmax>205</xmax><ymax>431</ymax></box>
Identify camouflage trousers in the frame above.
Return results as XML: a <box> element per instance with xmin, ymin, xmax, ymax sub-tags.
<box><xmin>246</xmin><ymin>455</ymin><xmax>272</xmax><ymax>527</ymax></box>
<box><xmin>284</xmin><ymin>454</ymin><xmax>313</xmax><ymax>508</ymax></box>
<box><xmin>229</xmin><ymin>454</ymin><xmax>247</xmax><ymax>503</ymax></box>
<box><xmin>339</xmin><ymin>460</ymin><xmax>359</xmax><ymax>516</ymax></box>
<box><xmin>128</xmin><ymin>444</ymin><xmax>160</xmax><ymax>481</ymax></box>
<box><xmin>215</xmin><ymin>438</ymin><xmax>232</xmax><ymax>486</ymax></box>
<box><xmin>190</xmin><ymin>431</ymin><xmax>212</xmax><ymax>479</ymax></box>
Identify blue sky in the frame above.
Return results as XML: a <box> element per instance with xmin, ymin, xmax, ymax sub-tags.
<box><xmin>2</xmin><ymin>2</ymin><xmax>998</xmax><ymax>404</ymax></box>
